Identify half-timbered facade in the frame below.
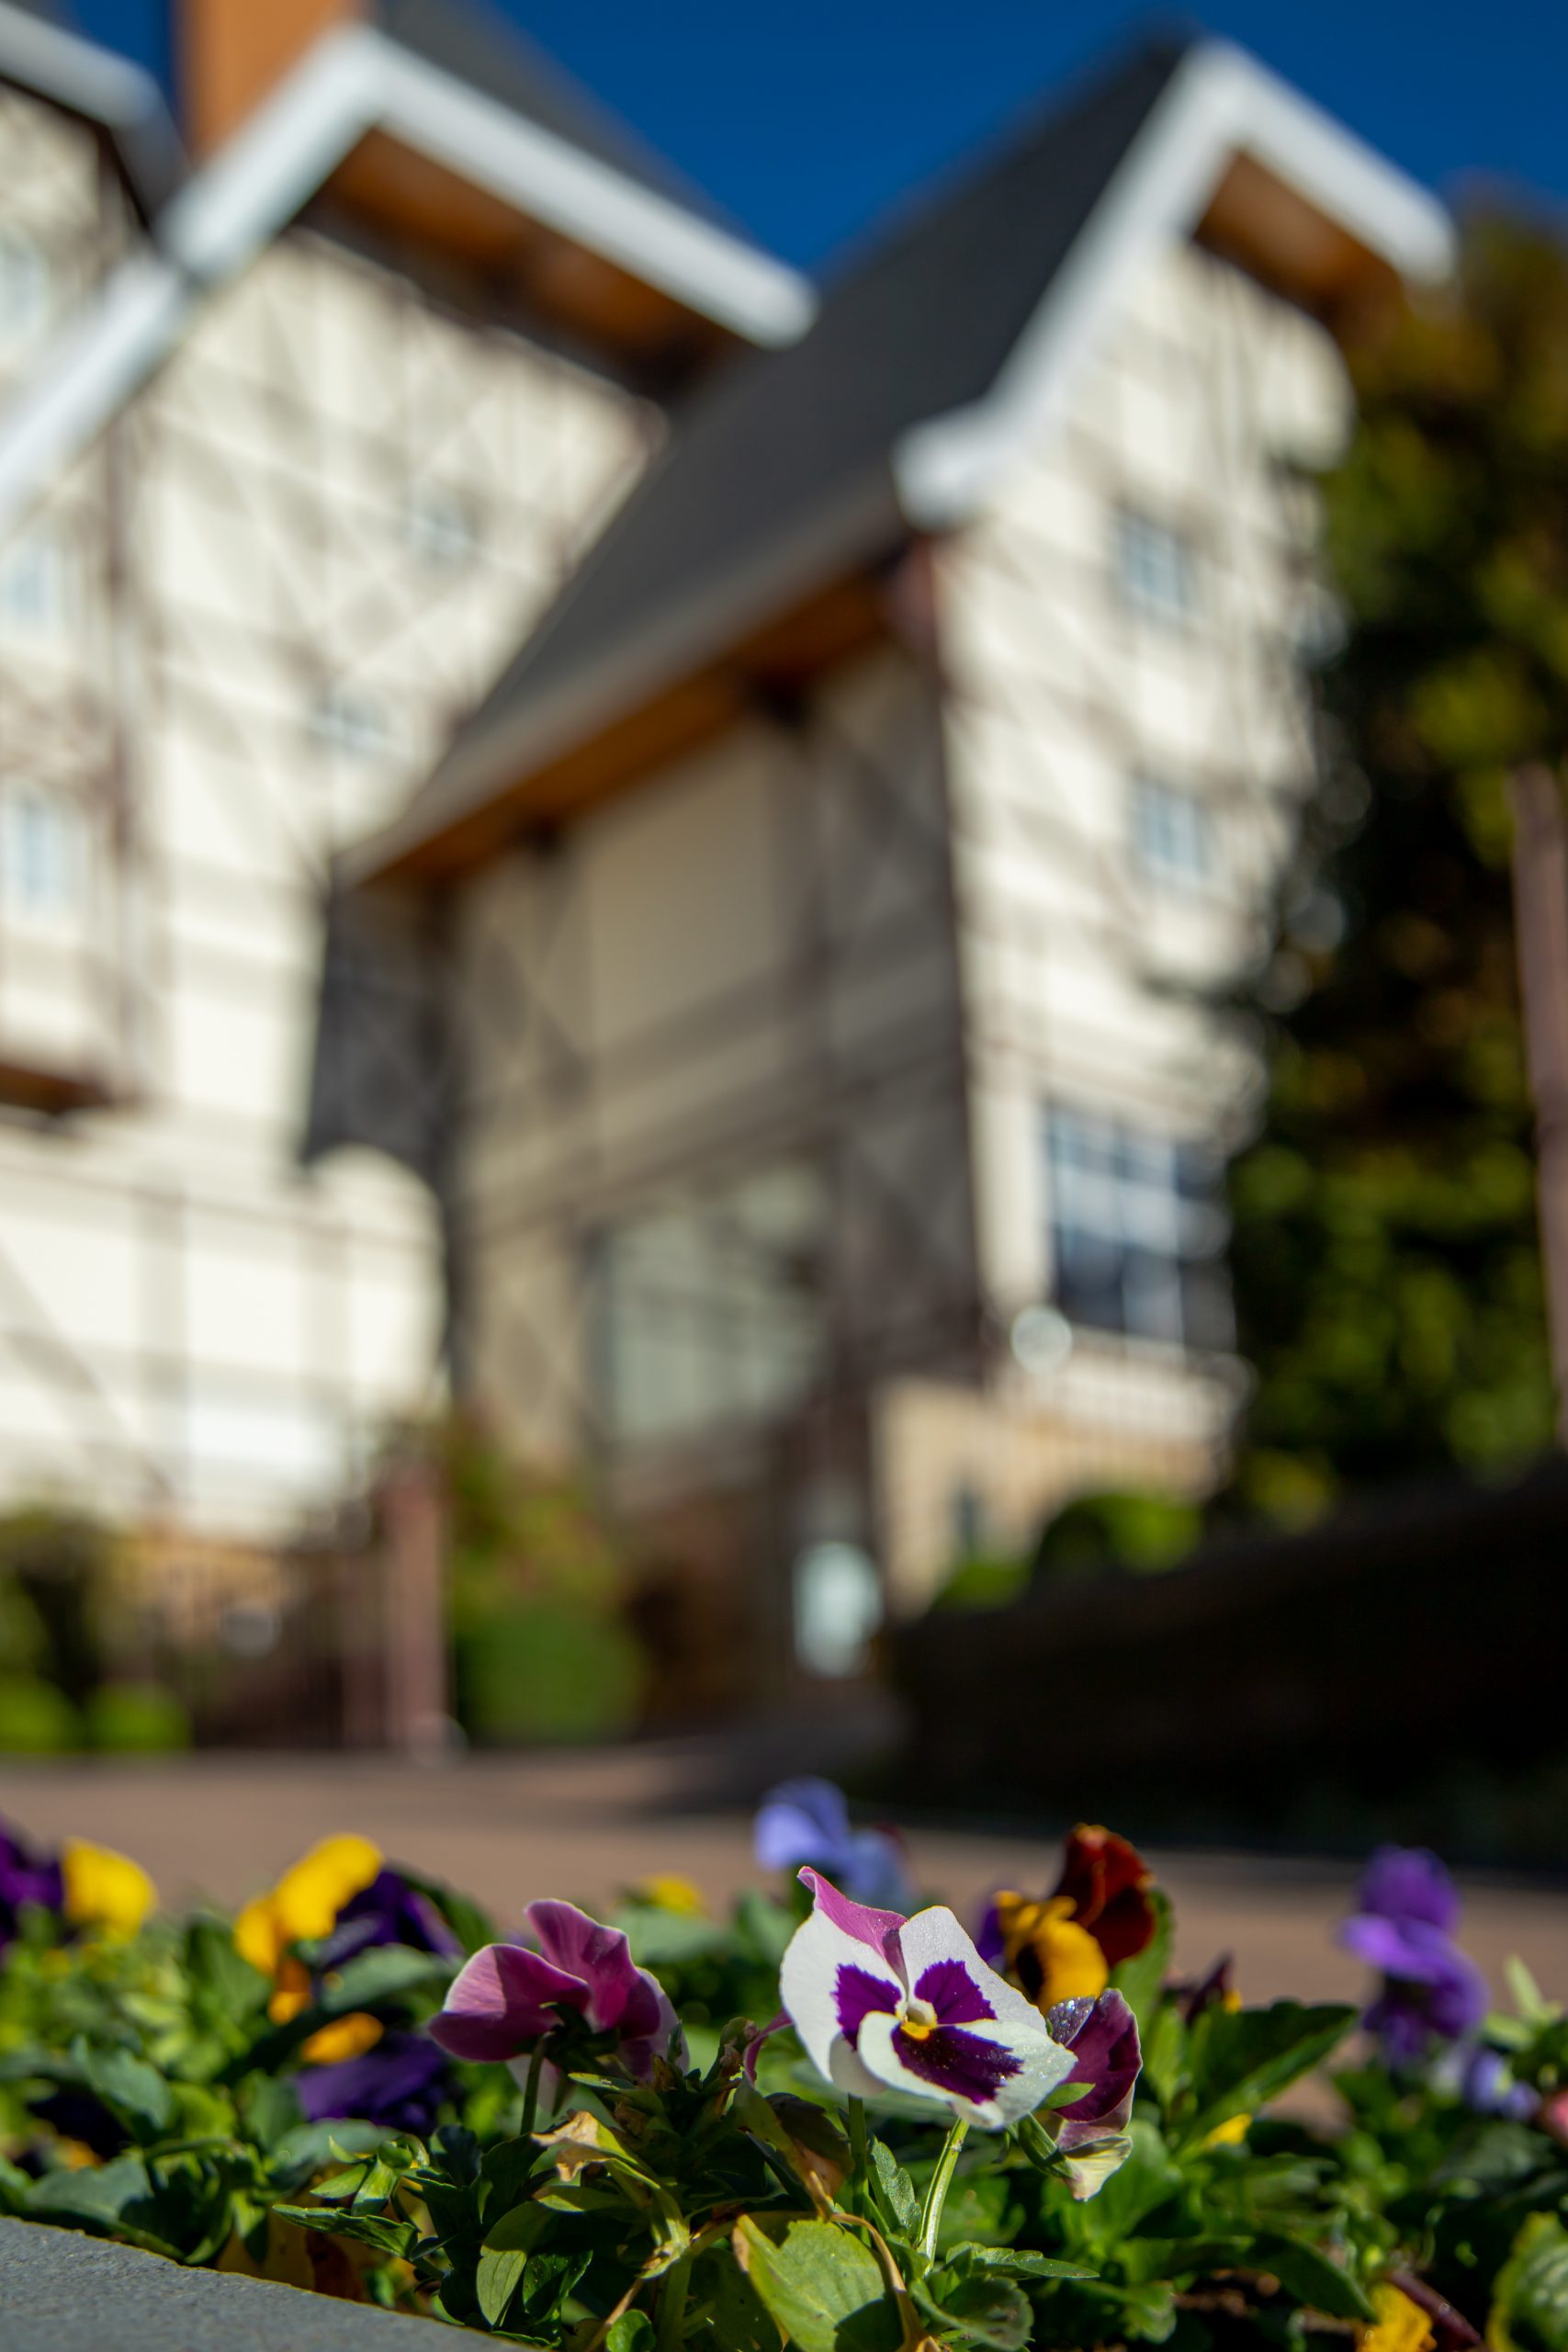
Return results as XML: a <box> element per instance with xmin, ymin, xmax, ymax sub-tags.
<box><xmin>0</xmin><ymin>0</ymin><xmax>808</xmax><ymax>1537</ymax></box>
<box><xmin>344</xmin><ymin>39</ymin><xmax>1450</xmax><ymax>1635</ymax></box>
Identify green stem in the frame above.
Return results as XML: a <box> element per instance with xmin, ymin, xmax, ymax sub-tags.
<box><xmin>917</xmin><ymin>2117</ymin><xmax>970</xmax><ymax>2262</ymax></box>
<box><xmin>656</xmin><ymin>2251</ymin><xmax>691</xmax><ymax>2352</ymax></box>
<box><xmin>847</xmin><ymin>2095</ymin><xmax>869</xmax><ymax>2206</ymax></box>
<box><xmin>520</xmin><ymin>2039</ymin><xmax>547</xmax><ymax>2141</ymax></box>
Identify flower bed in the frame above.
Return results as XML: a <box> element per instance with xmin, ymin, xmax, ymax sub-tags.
<box><xmin>1</xmin><ymin>1786</ymin><xmax>1563</xmax><ymax>2348</ymax></box>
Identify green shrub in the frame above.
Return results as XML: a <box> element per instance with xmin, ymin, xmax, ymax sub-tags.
<box><xmin>0</xmin><ymin>1672</ymin><xmax>81</xmax><ymax>1752</ymax></box>
<box><xmin>1034</xmin><ymin>1490</ymin><xmax>1201</xmax><ymax>1579</ymax></box>
<box><xmin>455</xmin><ymin>1599</ymin><xmax>643</xmax><ymax>1746</ymax></box>
<box><xmin>84</xmin><ymin>1680</ymin><xmax>191</xmax><ymax>1754</ymax></box>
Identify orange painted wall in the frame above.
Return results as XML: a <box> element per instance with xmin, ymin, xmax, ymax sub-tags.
<box><xmin>178</xmin><ymin>0</ymin><xmax>365</xmax><ymax>155</ymax></box>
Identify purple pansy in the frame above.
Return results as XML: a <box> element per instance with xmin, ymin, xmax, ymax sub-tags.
<box><xmin>1340</xmin><ymin>1846</ymin><xmax>1487</xmax><ymax>2065</ymax></box>
<box><xmin>293</xmin><ymin>2030</ymin><xmax>450</xmax><ymax>2135</ymax></box>
<box><xmin>312</xmin><ymin>1870</ymin><xmax>462</xmax><ymax>1970</ymax></box>
<box><xmin>754</xmin><ymin>1780</ymin><xmax>914</xmax><ymax>1914</ymax></box>
<box><xmin>778</xmin><ymin>1867</ymin><xmax>1075</xmax><ymax>2130</ymax></box>
<box><xmin>0</xmin><ymin>1817</ymin><xmax>63</xmax><ymax>1949</ymax></box>
<box><xmin>1045</xmin><ymin>1990</ymin><xmax>1143</xmax><ymax>2148</ymax></box>
<box><xmin>430</xmin><ymin>1899</ymin><xmax>683</xmax><ymax>2082</ymax></box>
<box><xmin>1455</xmin><ymin>2043</ymin><xmax>1540</xmax><ymax>2123</ymax></box>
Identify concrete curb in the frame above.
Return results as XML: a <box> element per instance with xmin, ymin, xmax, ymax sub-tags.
<box><xmin>0</xmin><ymin>2219</ymin><xmax>438</xmax><ymax>2347</ymax></box>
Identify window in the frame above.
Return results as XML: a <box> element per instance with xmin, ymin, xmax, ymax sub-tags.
<box><xmin>310</xmin><ymin>684</ymin><xmax>390</xmax><ymax>760</ymax></box>
<box><xmin>0</xmin><ymin>786</ymin><xmax>84</xmax><ymax>917</ymax></box>
<box><xmin>1114</xmin><ymin>507</ymin><xmax>1195</xmax><ymax>624</ymax></box>
<box><xmin>1045</xmin><ymin>1108</ymin><xmax>1231</xmax><ymax>1350</ymax></box>
<box><xmin>1133</xmin><ymin>775</ymin><xmax>1213</xmax><ymax>890</ymax></box>
<box><xmin>401</xmin><ymin>484</ymin><xmax>479</xmax><ymax>569</ymax></box>
<box><xmin>592</xmin><ymin>1164</ymin><xmax>827</xmax><ymax>1445</ymax></box>
<box><xmin>0</xmin><ymin>526</ymin><xmax>72</xmax><ymax>633</ymax></box>
<box><xmin>0</xmin><ymin>234</ymin><xmax>51</xmax><ymax>340</ymax></box>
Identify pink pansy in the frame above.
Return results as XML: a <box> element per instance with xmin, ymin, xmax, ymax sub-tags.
<box><xmin>430</xmin><ymin>1899</ymin><xmax>683</xmax><ymax>2081</ymax></box>
<box><xmin>779</xmin><ymin>1868</ymin><xmax>1076</xmax><ymax>2130</ymax></box>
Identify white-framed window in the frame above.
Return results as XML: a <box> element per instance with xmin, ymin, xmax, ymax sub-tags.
<box><xmin>0</xmin><ymin>233</ymin><xmax>51</xmax><ymax>340</ymax></box>
<box><xmin>1045</xmin><ymin>1107</ymin><xmax>1231</xmax><ymax>1351</ymax></box>
<box><xmin>0</xmin><ymin>525</ymin><xmax>73</xmax><ymax>634</ymax></box>
<box><xmin>0</xmin><ymin>784</ymin><xmax>85</xmax><ymax>919</ymax></box>
<box><xmin>401</xmin><ymin>483</ymin><xmax>480</xmax><ymax>569</ymax></box>
<box><xmin>1114</xmin><ymin>506</ymin><xmax>1196</xmax><ymax>625</ymax></box>
<box><xmin>310</xmin><ymin>684</ymin><xmax>390</xmax><ymax>761</ymax></box>
<box><xmin>1132</xmin><ymin>775</ymin><xmax>1213</xmax><ymax>890</ymax></box>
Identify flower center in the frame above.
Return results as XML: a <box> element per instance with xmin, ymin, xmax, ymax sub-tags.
<box><xmin>899</xmin><ymin>1997</ymin><xmax>939</xmax><ymax>2042</ymax></box>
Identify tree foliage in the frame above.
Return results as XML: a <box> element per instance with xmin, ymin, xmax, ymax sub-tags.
<box><xmin>1225</xmin><ymin>209</ymin><xmax>1565</xmax><ymax>1521</ymax></box>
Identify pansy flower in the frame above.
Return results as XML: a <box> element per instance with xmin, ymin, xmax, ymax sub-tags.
<box><xmin>431</xmin><ymin>1899</ymin><xmax>683</xmax><ymax>2082</ymax></box>
<box><xmin>235</xmin><ymin>1834</ymin><xmax>457</xmax><ymax>2068</ymax></box>
<box><xmin>754</xmin><ymin>1779</ymin><xmax>914</xmax><ymax>1913</ymax></box>
<box><xmin>291</xmin><ymin>2030</ymin><xmax>450</xmax><ymax>2136</ymax></box>
<box><xmin>780</xmin><ymin>1868</ymin><xmax>1076</xmax><ymax>2129</ymax></box>
<box><xmin>981</xmin><ymin>1824</ymin><xmax>1157</xmax><ymax>2014</ymax></box>
<box><xmin>1</xmin><ymin>1817</ymin><xmax>153</xmax><ymax>1949</ymax></box>
<box><xmin>1340</xmin><ymin>1847</ymin><xmax>1486</xmax><ymax>2065</ymax></box>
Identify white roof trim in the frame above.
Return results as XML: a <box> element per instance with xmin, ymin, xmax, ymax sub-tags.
<box><xmin>0</xmin><ymin>19</ymin><xmax>813</xmax><ymax>539</ymax></box>
<box><xmin>894</xmin><ymin>40</ymin><xmax>1454</xmax><ymax>529</ymax></box>
<box><xmin>0</xmin><ymin>0</ymin><xmax>165</xmax><ymax>130</ymax></box>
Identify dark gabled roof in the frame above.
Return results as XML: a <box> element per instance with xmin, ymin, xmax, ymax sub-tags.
<box><xmin>376</xmin><ymin>0</ymin><xmax>740</xmax><ymax>236</ymax></box>
<box><xmin>0</xmin><ymin>0</ymin><xmax>185</xmax><ymax>217</ymax></box>
<box><xmin>357</xmin><ymin>37</ymin><xmax>1190</xmax><ymax>877</ymax></box>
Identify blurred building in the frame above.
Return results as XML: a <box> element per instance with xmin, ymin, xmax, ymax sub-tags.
<box><xmin>0</xmin><ymin>6</ymin><xmax>1449</xmax><ymax>1662</ymax></box>
<box><xmin>0</xmin><ymin>0</ymin><xmax>807</xmax><ymax>1542</ymax></box>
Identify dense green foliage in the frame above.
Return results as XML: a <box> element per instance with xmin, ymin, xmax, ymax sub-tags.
<box><xmin>1225</xmin><ymin>210</ymin><xmax>1567</xmax><ymax>1522</ymax></box>
<box><xmin>3</xmin><ymin>1818</ymin><xmax>1565</xmax><ymax>2345</ymax></box>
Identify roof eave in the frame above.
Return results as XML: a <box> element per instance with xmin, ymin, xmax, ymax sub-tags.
<box><xmin>893</xmin><ymin>38</ymin><xmax>1452</xmax><ymax>529</ymax></box>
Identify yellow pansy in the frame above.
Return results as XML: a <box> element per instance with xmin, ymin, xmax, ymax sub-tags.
<box><xmin>234</xmin><ymin>1835</ymin><xmax>382</xmax><ymax>1981</ymax></box>
<box><xmin>632</xmin><ymin>1875</ymin><xmax>707</xmax><ymax>1917</ymax></box>
<box><xmin>60</xmin><ymin>1839</ymin><xmax>155</xmax><ymax>1937</ymax></box>
<box><xmin>1359</xmin><ymin>2284</ymin><xmax>1435</xmax><ymax>2352</ymax></box>
<box><xmin>1204</xmin><ymin>2112</ymin><xmax>1251</xmax><ymax>2148</ymax></box>
<box><xmin>993</xmin><ymin>1890</ymin><xmax>1109</xmax><ymax>2009</ymax></box>
<box><xmin>300</xmin><ymin>2011</ymin><xmax>384</xmax><ymax>2064</ymax></box>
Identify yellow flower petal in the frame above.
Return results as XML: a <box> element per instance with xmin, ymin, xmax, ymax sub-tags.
<box><xmin>301</xmin><ymin>2012</ymin><xmax>383</xmax><ymax>2064</ymax></box>
<box><xmin>267</xmin><ymin>1956</ymin><xmax>312</xmax><ymax>2025</ymax></box>
<box><xmin>1359</xmin><ymin>2285</ymin><xmax>1435</xmax><ymax>2352</ymax></box>
<box><xmin>1204</xmin><ymin>2112</ymin><xmax>1251</xmax><ymax>2148</ymax></box>
<box><xmin>235</xmin><ymin>1894</ymin><xmax>286</xmax><ymax>1979</ymax></box>
<box><xmin>60</xmin><ymin>1840</ymin><xmax>155</xmax><ymax>1936</ymax></box>
<box><xmin>995</xmin><ymin>1892</ymin><xmax>1110</xmax><ymax>2008</ymax></box>
<box><xmin>271</xmin><ymin>1835</ymin><xmax>382</xmax><ymax>1947</ymax></box>
<box><xmin>633</xmin><ymin>1875</ymin><xmax>707</xmax><ymax>1917</ymax></box>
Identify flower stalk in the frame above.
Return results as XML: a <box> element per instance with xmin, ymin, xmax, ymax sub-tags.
<box><xmin>917</xmin><ymin>2116</ymin><xmax>969</xmax><ymax>2261</ymax></box>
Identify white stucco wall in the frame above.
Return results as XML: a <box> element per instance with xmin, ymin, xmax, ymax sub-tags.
<box><xmin>0</xmin><ymin>185</ymin><xmax>651</xmax><ymax>1535</ymax></box>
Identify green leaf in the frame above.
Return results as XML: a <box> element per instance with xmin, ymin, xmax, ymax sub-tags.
<box><xmin>1140</xmin><ymin>2003</ymin><xmax>1188</xmax><ymax>2114</ymax></box>
<box><xmin>607</xmin><ymin>2315</ymin><xmax>656</xmax><ymax>2352</ymax></box>
<box><xmin>1110</xmin><ymin>1890</ymin><xmax>1174</xmax><ymax>2038</ymax></box>
<box><xmin>929</xmin><ymin>2272</ymin><xmax>1032</xmax><ymax>2349</ymax></box>
<box><xmin>1178</xmin><ymin>2003</ymin><xmax>1356</xmax><ymax>2150</ymax></box>
<box><xmin>477</xmin><ymin>2245</ymin><xmax>529</xmax><ymax>2329</ymax></box>
<box><xmin>869</xmin><ymin>2136</ymin><xmax>919</xmax><ymax>2237</ymax></box>
<box><xmin>26</xmin><ymin>2154</ymin><xmax>152</xmax><ymax>2230</ymax></box>
<box><xmin>734</xmin><ymin>2213</ymin><xmax>902</xmax><ymax>2352</ymax></box>
<box><xmin>186</xmin><ymin>1917</ymin><xmax>271</xmax><ymax>2020</ymax></box>
<box><xmin>1257</xmin><ymin>2236</ymin><xmax>1374</xmax><ymax>2324</ymax></box>
<box><xmin>1491</xmin><ymin>2212</ymin><xmax>1568</xmax><ymax>2352</ymax></box>
<box><xmin>240</xmin><ymin>2071</ymin><xmax>303</xmax><ymax>2153</ymax></box>
<box><xmin>956</xmin><ymin>2246</ymin><xmax>1098</xmax><ymax>2282</ymax></box>
<box><xmin>76</xmin><ymin>2044</ymin><xmax>176</xmax><ymax>2144</ymax></box>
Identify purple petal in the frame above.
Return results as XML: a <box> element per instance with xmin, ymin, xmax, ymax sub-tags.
<box><xmin>743</xmin><ymin>2010</ymin><xmax>790</xmax><ymax>2082</ymax></box>
<box><xmin>526</xmin><ymin>1900</ymin><xmax>648</xmax><ymax>2033</ymax></box>
<box><xmin>429</xmin><ymin>1940</ymin><xmax>585</xmax><ymax>2062</ymax></box>
<box><xmin>1045</xmin><ymin>1988</ymin><xmax>1143</xmax><ymax>2144</ymax></box>
<box><xmin>974</xmin><ymin>1897</ymin><xmax>1006</xmax><ymax>1971</ymax></box>
<box><xmin>295</xmin><ymin>2031</ymin><xmax>449</xmax><ymax>2132</ymax></box>
<box><xmin>891</xmin><ymin>2023</ymin><xmax>1023</xmax><ymax>2105</ymax></box>
<box><xmin>798</xmin><ymin>1868</ymin><xmax>906</xmax><ymax>1968</ymax></box>
<box><xmin>1358</xmin><ymin>1847</ymin><xmax>1459</xmax><ymax>1934</ymax></box>
<box><xmin>836</xmin><ymin>1962</ymin><xmax>901</xmax><ymax>2047</ymax></box>
<box><xmin>755</xmin><ymin>1779</ymin><xmax>853</xmax><ymax>1871</ymax></box>
<box><xmin>1342</xmin><ymin>1915</ymin><xmax>1470</xmax><ymax>1989</ymax></box>
<box><xmin>916</xmin><ymin>1958</ymin><xmax>996</xmax><ymax>2029</ymax></box>
<box><xmin>0</xmin><ymin>1817</ymin><xmax>63</xmax><ymax>1939</ymax></box>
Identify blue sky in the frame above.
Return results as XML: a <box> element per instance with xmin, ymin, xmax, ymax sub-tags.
<box><xmin>72</xmin><ymin>0</ymin><xmax>1566</xmax><ymax>267</ymax></box>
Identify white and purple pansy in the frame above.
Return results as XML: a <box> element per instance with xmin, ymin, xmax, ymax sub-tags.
<box><xmin>780</xmin><ymin>1868</ymin><xmax>1077</xmax><ymax>2129</ymax></box>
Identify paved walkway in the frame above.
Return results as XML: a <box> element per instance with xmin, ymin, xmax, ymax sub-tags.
<box><xmin>4</xmin><ymin>1741</ymin><xmax>1565</xmax><ymax>2012</ymax></box>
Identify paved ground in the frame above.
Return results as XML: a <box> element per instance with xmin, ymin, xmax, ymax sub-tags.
<box><xmin>3</xmin><ymin>1739</ymin><xmax>1565</xmax><ymax>2011</ymax></box>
